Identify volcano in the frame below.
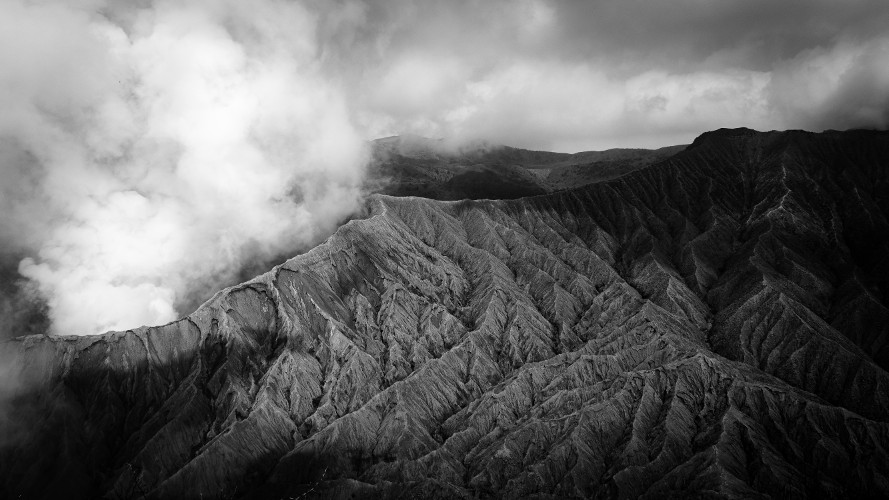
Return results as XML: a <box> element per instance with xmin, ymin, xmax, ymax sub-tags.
<box><xmin>2</xmin><ymin>128</ymin><xmax>889</xmax><ymax>499</ymax></box>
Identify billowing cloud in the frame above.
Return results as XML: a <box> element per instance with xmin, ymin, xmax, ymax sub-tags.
<box><xmin>769</xmin><ymin>37</ymin><xmax>889</xmax><ymax>130</ymax></box>
<box><xmin>1</xmin><ymin>0</ymin><xmax>367</xmax><ymax>336</ymax></box>
<box><xmin>1</xmin><ymin>0</ymin><xmax>887</xmax><ymax>337</ymax></box>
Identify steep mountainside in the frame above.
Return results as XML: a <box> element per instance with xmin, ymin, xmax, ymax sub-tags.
<box><xmin>367</xmin><ymin>135</ymin><xmax>683</xmax><ymax>199</ymax></box>
<box><xmin>2</xmin><ymin>128</ymin><xmax>889</xmax><ymax>499</ymax></box>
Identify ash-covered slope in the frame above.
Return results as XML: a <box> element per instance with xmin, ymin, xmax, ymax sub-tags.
<box><xmin>3</xmin><ymin>128</ymin><xmax>889</xmax><ymax>499</ymax></box>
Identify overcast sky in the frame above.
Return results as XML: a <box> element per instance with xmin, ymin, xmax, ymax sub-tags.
<box><xmin>320</xmin><ymin>0</ymin><xmax>889</xmax><ymax>151</ymax></box>
<box><xmin>1</xmin><ymin>0</ymin><xmax>888</xmax><ymax>336</ymax></box>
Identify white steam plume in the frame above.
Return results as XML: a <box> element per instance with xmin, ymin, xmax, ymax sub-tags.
<box><xmin>1</xmin><ymin>0</ymin><xmax>367</xmax><ymax>336</ymax></box>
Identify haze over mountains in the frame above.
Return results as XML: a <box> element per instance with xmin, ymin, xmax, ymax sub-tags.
<box><xmin>368</xmin><ymin>135</ymin><xmax>685</xmax><ymax>200</ymax></box>
<box><xmin>2</xmin><ymin>127</ymin><xmax>888</xmax><ymax>499</ymax></box>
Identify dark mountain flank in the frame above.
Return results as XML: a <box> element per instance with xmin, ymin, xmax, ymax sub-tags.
<box><xmin>3</xmin><ymin>128</ymin><xmax>889</xmax><ymax>499</ymax></box>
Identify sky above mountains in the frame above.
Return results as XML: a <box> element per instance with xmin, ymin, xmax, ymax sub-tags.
<box><xmin>333</xmin><ymin>0</ymin><xmax>889</xmax><ymax>151</ymax></box>
<box><xmin>1</xmin><ymin>0</ymin><xmax>887</xmax><ymax>336</ymax></box>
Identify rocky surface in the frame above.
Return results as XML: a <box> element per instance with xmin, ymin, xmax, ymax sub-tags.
<box><xmin>2</xmin><ymin>128</ymin><xmax>889</xmax><ymax>499</ymax></box>
<box><xmin>367</xmin><ymin>134</ymin><xmax>683</xmax><ymax>199</ymax></box>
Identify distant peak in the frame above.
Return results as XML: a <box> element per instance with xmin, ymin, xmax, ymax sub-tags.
<box><xmin>372</xmin><ymin>134</ymin><xmax>438</xmax><ymax>146</ymax></box>
<box><xmin>687</xmin><ymin>127</ymin><xmax>764</xmax><ymax>149</ymax></box>
<box><xmin>696</xmin><ymin>127</ymin><xmax>760</xmax><ymax>139</ymax></box>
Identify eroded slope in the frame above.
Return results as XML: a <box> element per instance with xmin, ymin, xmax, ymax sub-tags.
<box><xmin>2</xmin><ymin>128</ymin><xmax>888</xmax><ymax>499</ymax></box>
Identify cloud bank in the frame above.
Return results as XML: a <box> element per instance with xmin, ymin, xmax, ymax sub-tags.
<box><xmin>1</xmin><ymin>0</ymin><xmax>887</xmax><ymax>337</ymax></box>
<box><xmin>337</xmin><ymin>0</ymin><xmax>889</xmax><ymax>151</ymax></box>
<box><xmin>0</xmin><ymin>0</ymin><xmax>367</xmax><ymax>336</ymax></box>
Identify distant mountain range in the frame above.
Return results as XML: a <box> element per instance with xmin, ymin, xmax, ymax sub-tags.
<box><xmin>2</xmin><ymin>128</ymin><xmax>889</xmax><ymax>499</ymax></box>
<box><xmin>367</xmin><ymin>134</ymin><xmax>685</xmax><ymax>200</ymax></box>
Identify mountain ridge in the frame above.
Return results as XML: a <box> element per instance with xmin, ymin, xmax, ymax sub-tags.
<box><xmin>2</xmin><ymin>127</ymin><xmax>889</xmax><ymax>499</ymax></box>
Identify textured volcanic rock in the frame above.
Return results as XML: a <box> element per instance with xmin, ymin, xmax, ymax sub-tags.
<box><xmin>2</xmin><ymin>128</ymin><xmax>889</xmax><ymax>499</ymax></box>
